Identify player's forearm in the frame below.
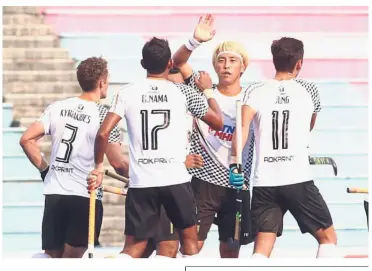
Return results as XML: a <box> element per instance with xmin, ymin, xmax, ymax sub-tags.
<box><xmin>172</xmin><ymin>45</ymin><xmax>194</xmax><ymax>68</ymax></box>
<box><xmin>310</xmin><ymin>113</ymin><xmax>317</xmax><ymax>131</ymax></box>
<box><xmin>20</xmin><ymin>139</ymin><xmax>48</xmax><ymax>171</ymax></box>
<box><xmin>206</xmin><ymin>95</ymin><xmax>224</xmax><ymax>131</ymax></box>
<box><xmin>94</xmin><ymin>132</ymin><xmax>109</xmax><ymax>170</ymax></box>
<box><xmin>109</xmin><ymin>156</ymin><xmax>129</xmax><ymax>178</ymax></box>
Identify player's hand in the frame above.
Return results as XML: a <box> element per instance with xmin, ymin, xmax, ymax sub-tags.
<box><xmin>195</xmin><ymin>71</ymin><xmax>213</xmax><ymax>91</ymax></box>
<box><xmin>229</xmin><ymin>163</ymin><xmax>244</xmax><ymax>190</ymax></box>
<box><xmin>193</xmin><ymin>14</ymin><xmax>216</xmax><ymax>43</ymax></box>
<box><xmin>40</xmin><ymin>166</ymin><xmax>49</xmax><ymax>182</ymax></box>
<box><xmin>185</xmin><ymin>154</ymin><xmax>204</xmax><ymax>169</ymax></box>
<box><xmin>87</xmin><ymin>169</ymin><xmax>103</xmax><ymax>192</ymax></box>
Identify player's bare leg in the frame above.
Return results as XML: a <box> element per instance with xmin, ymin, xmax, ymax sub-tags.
<box><xmin>43</xmin><ymin>249</ymin><xmax>63</xmax><ymax>258</ymax></box>
<box><xmin>219</xmin><ymin>241</ymin><xmax>240</xmax><ymax>258</ymax></box>
<box><xmin>156</xmin><ymin>240</ymin><xmax>179</xmax><ymax>258</ymax></box>
<box><xmin>311</xmin><ymin>225</ymin><xmax>338</xmax><ymax>258</ymax></box>
<box><xmin>141</xmin><ymin>242</ymin><xmax>155</xmax><ymax>258</ymax></box>
<box><xmin>121</xmin><ymin>235</ymin><xmax>149</xmax><ymax>258</ymax></box>
<box><xmin>62</xmin><ymin>243</ymin><xmax>87</xmax><ymax>258</ymax></box>
<box><xmin>179</xmin><ymin>225</ymin><xmax>199</xmax><ymax>256</ymax></box>
<box><xmin>252</xmin><ymin>232</ymin><xmax>277</xmax><ymax>258</ymax></box>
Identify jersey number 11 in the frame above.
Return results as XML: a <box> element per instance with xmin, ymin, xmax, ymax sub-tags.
<box><xmin>272</xmin><ymin>110</ymin><xmax>289</xmax><ymax>150</ymax></box>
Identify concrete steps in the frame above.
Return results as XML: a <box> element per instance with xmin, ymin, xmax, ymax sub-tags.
<box><xmin>3</xmin><ymin>70</ymin><xmax>76</xmax><ymax>83</ymax></box>
<box><xmin>3</xmin><ymin>59</ymin><xmax>76</xmax><ymax>71</ymax></box>
<box><xmin>3</xmin><ymin>36</ymin><xmax>59</xmax><ymax>48</ymax></box>
<box><xmin>3</xmin><ymin>25</ymin><xmax>54</xmax><ymax>36</ymax></box>
<box><xmin>3</xmin><ymin>6</ymin><xmax>41</xmax><ymax>15</ymax></box>
<box><xmin>3</xmin><ymin>48</ymin><xmax>71</xmax><ymax>60</ymax></box>
<box><xmin>3</xmin><ymin>82</ymin><xmax>80</xmax><ymax>94</ymax></box>
<box><xmin>3</xmin><ymin>14</ymin><xmax>44</xmax><ymax>25</ymax></box>
<box><xmin>5</xmin><ymin>92</ymin><xmax>80</xmax><ymax>107</ymax></box>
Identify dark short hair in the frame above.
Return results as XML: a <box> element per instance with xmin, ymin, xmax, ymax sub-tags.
<box><xmin>169</xmin><ymin>67</ymin><xmax>180</xmax><ymax>74</ymax></box>
<box><xmin>76</xmin><ymin>57</ymin><xmax>108</xmax><ymax>91</ymax></box>
<box><xmin>142</xmin><ymin>37</ymin><xmax>171</xmax><ymax>74</ymax></box>
<box><xmin>271</xmin><ymin>37</ymin><xmax>304</xmax><ymax>72</ymax></box>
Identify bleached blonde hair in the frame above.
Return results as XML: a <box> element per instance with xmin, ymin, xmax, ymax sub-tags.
<box><xmin>212</xmin><ymin>41</ymin><xmax>249</xmax><ymax>71</ymax></box>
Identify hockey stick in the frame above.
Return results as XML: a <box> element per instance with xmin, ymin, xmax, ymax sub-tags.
<box><xmin>88</xmin><ymin>188</ymin><xmax>96</xmax><ymax>258</ymax></box>
<box><xmin>102</xmin><ymin>185</ymin><xmax>127</xmax><ymax>196</ymax></box>
<box><xmin>104</xmin><ymin>170</ymin><xmax>129</xmax><ymax>184</ymax></box>
<box><xmin>228</xmin><ymin>100</ymin><xmax>243</xmax><ymax>250</ymax></box>
<box><xmin>309</xmin><ymin>156</ymin><xmax>338</xmax><ymax>176</ymax></box>
<box><xmin>347</xmin><ymin>187</ymin><xmax>368</xmax><ymax>194</ymax></box>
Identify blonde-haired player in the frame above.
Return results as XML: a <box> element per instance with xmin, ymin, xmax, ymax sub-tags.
<box><xmin>172</xmin><ymin>14</ymin><xmax>256</xmax><ymax>258</ymax></box>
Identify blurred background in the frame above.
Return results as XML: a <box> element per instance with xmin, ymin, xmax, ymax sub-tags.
<box><xmin>2</xmin><ymin>6</ymin><xmax>369</xmax><ymax>258</ymax></box>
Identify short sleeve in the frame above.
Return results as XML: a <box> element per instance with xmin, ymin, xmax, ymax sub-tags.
<box><xmin>37</xmin><ymin>104</ymin><xmax>53</xmax><ymax>135</ymax></box>
<box><xmin>109</xmin><ymin>85</ymin><xmax>129</xmax><ymax>118</ymax></box>
<box><xmin>242</xmin><ymin>82</ymin><xmax>264</xmax><ymax>112</ymax></box>
<box><xmin>184</xmin><ymin>70</ymin><xmax>201</xmax><ymax>91</ymax></box>
<box><xmin>98</xmin><ymin>104</ymin><xmax>122</xmax><ymax>144</ymax></box>
<box><xmin>294</xmin><ymin>79</ymin><xmax>321</xmax><ymax>113</ymax></box>
<box><xmin>174</xmin><ymin>83</ymin><xmax>208</xmax><ymax>119</ymax></box>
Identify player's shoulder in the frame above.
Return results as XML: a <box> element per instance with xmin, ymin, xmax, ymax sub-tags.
<box><xmin>117</xmin><ymin>82</ymin><xmax>135</xmax><ymax>94</ymax></box>
<box><xmin>96</xmin><ymin>102</ymin><xmax>109</xmax><ymax>115</ymax></box>
<box><xmin>46</xmin><ymin>97</ymin><xmax>77</xmax><ymax>112</ymax></box>
<box><xmin>172</xmin><ymin>82</ymin><xmax>199</xmax><ymax>96</ymax></box>
<box><xmin>243</xmin><ymin>81</ymin><xmax>266</xmax><ymax>98</ymax></box>
<box><xmin>292</xmin><ymin>78</ymin><xmax>319</xmax><ymax>92</ymax></box>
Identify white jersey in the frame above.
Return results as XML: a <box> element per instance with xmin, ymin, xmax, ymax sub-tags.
<box><xmin>243</xmin><ymin>78</ymin><xmax>321</xmax><ymax>187</ymax></box>
<box><xmin>38</xmin><ymin>97</ymin><xmax>121</xmax><ymax>199</ymax></box>
<box><xmin>109</xmin><ymin>78</ymin><xmax>209</xmax><ymax>188</ymax></box>
<box><xmin>185</xmin><ymin>71</ymin><xmax>255</xmax><ymax>189</ymax></box>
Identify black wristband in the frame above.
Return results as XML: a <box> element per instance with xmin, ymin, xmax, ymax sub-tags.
<box><xmin>40</xmin><ymin>166</ymin><xmax>49</xmax><ymax>182</ymax></box>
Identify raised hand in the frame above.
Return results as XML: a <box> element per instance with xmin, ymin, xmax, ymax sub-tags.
<box><xmin>195</xmin><ymin>71</ymin><xmax>213</xmax><ymax>91</ymax></box>
<box><xmin>193</xmin><ymin>14</ymin><xmax>216</xmax><ymax>43</ymax></box>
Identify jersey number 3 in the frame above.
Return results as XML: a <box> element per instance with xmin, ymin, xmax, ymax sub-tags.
<box><xmin>56</xmin><ymin>124</ymin><xmax>78</xmax><ymax>163</ymax></box>
<box><xmin>272</xmin><ymin>110</ymin><xmax>289</xmax><ymax>150</ymax></box>
<box><xmin>141</xmin><ymin>109</ymin><xmax>170</xmax><ymax>150</ymax></box>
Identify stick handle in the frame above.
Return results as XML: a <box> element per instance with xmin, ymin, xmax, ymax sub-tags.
<box><xmin>104</xmin><ymin>170</ymin><xmax>129</xmax><ymax>184</ymax></box>
<box><xmin>347</xmin><ymin>188</ymin><xmax>368</xmax><ymax>194</ymax></box>
<box><xmin>88</xmin><ymin>190</ymin><xmax>96</xmax><ymax>258</ymax></box>
<box><xmin>235</xmin><ymin>100</ymin><xmax>242</xmax><ymax>165</ymax></box>
<box><xmin>102</xmin><ymin>185</ymin><xmax>127</xmax><ymax>196</ymax></box>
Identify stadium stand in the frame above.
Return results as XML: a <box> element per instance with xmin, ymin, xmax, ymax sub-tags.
<box><xmin>2</xmin><ymin>6</ymin><xmax>369</xmax><ymax>257</ymax></box>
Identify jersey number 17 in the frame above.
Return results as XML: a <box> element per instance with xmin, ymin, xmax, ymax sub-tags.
<box><xmin>140</xmin><ymin>109</ymin><xmax>170</xmax><ymax>150</ymax></box>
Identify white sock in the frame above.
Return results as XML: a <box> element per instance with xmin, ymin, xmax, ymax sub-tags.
<box><xmin>251</xmin><ymin>253</ymin><xmax>268</xmax><ymax>258</ymax></box>
<box><xmin>316</xmin><ymin>244</ymin><xmax>339</xmax><ymax>258</ymax></box>
<box><xmin>114</xmin><ymin>253</ymin><xmax>133</xmax><ymax>259</ymax></box>
<box><xmin>182</xmin><ymin>253</ymin><xmax>199</xmax><ymax>258</ymax></box>
<box><xmin>155</xmin><ymin>255</ymin><xmax>172</xmax><ymax>259</ymax></box>
<box><xmin>32</xmin><ymin>253</ymin><xmax>52</xmax><ymax>258</ymax></box>
<box><xmin>176</xmin><ymin>250</ymin><xmax>184</xmax><ymax>258</ymax></box>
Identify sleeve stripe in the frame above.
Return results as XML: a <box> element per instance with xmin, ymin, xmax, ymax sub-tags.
<box><xmin>97</xmin><ymin>104</ymin><xmax>121</xmax><ymax>143</ymax></box>
<box><xmin>242</xmin><ymin>82</ymin><xmax>264</xmax><ymax>104</ymax></box>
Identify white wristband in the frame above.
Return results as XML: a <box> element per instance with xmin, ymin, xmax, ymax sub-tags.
<box><xmin>203</xmin><ymin>88</ymin><xmax>214</xmax><ymax>99</ymax></box>
<box><xmin>230</xmin><ymin>156</ymin><xmax>238</xmax><ymax>164</ymax></box>
<box><xmin>185</xmin><ymin>37</ymin><xmax>201</xmax><ymax>51</ymax></box>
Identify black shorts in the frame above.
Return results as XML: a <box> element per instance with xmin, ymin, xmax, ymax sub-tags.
<box><xmin>147</xmin><ymin>205</ymin><xmax>180</xmax><ymax>251</ymax></box>
<box><xmin>251</xmin><ymin>180</ymin><xmax>333</xmax><ymax>237</ymax></box>
<box><xmin>191</xmin><ymin>176</ymin><xmax>253</xmax><ymax>245</ymax></box>
<box><xmin>124</xmin><ymin>182</ymin><xmax>197</xmax><ymax>240</ymax></box>
<box><xmin>42</xmin><ymin>194</ymin><xmax>103</xmax><ymax>250</ymax></box>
